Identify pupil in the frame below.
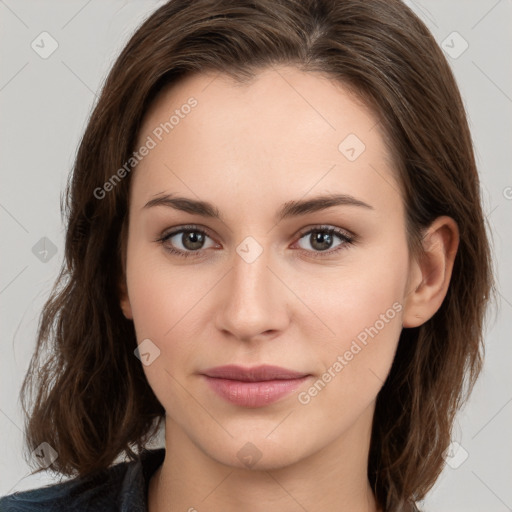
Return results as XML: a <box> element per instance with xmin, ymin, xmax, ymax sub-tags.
<box><xmin>183</xmin><ymin>231</ymin><xmax>204</xmax><ymax>250</ymax></box>
<box><xmin>312</xmin><ymin>231</ymin><xmax>332</xmax><ymax>251</ymax></box>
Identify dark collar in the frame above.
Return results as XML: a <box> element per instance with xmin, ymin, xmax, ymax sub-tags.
<box><xmin>118</xmin><ymin>448</ymin><xmax>165</xmax><ymax>511</ymax></box>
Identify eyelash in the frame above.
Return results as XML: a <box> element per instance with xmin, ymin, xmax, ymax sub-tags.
<box><xmin>155</xmin><ymin>224</ymin><xmax>356</xmax><ymax>260</ymax></box>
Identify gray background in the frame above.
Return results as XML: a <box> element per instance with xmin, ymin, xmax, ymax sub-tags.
<box><xmin>1</xmin><ymin>1</ymin><xmax>511</xmax><ymax>510</ymax></box>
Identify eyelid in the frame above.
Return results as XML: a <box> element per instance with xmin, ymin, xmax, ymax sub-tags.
<box><xmin>295</xmin><ymin>224</ymin><xmax>355</xmax><ymax>240</ymax></box>
<box><xmin>160</xmin><ymin>223</ymin><xmax>216</xmax><ymax>239</ymax></box>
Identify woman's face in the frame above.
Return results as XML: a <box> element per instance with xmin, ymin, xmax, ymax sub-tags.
<box><xmin>121</xmin><ymin>66</ymin><xmax>416</xmax><ymax>470</ymax></box>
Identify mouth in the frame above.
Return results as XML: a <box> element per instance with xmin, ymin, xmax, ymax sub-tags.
<box><xmin>200</xmin><ymin>364</ymin><xmax>312</xmax><ymax>407</ymax></box>
<box><xmin>201</xmin><ymin>364</ymin><xmax>310</xmax><ymax>381</ymax></box>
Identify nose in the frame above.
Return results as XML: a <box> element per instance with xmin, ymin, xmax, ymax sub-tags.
<box><xmin>214</xmin><ymin>246</ymin><xmax>291</xmax><ymax>342</ymax></box>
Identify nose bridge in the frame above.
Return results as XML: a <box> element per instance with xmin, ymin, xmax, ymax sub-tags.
<box><xmin>215</xmin><ymin>239</ymin><xmax>288</xmax><ymax>340</ymax></box>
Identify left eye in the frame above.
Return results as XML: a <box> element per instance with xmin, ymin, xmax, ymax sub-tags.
<box><xmin>295</xmin><ymin>227</ymin><xmax>353</xmax><ymax>253</ymax></box>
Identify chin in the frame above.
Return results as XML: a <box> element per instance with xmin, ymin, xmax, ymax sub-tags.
<box><xmin>197</xmin><ymin>429</ymin><xmax>315</xmax><ymax>471</ymax></box>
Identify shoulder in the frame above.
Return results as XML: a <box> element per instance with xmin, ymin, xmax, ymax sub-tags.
<box><xmin>0</xmin><ymin>448</ymin><xmax>165</xmax><ymax>512</ymax></box>
<box><xmin>0</xmin><ymin>464</ymin><xmax>126</xmax><ymax>512</ymax></box>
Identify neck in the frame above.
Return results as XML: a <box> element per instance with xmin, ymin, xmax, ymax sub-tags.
<box><xmin>148</xmin><ymin>404</ymin><xmax>380</xmax><ymax>512</ymax></box>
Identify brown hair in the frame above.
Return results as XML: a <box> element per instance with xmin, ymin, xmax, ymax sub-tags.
<box><xmin>20</xmin><ymin>0</ymin><xmax>495</xmax><ymax>510</ymax></box>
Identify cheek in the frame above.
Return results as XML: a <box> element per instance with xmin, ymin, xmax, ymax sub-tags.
<box><xmin>125</xmin><ymin>258</ymin><xmax>195</xmax><ymax>414</ymax></box>
<box><xmin>125</xmin><ymin>245</ymin><xmax>195</xmax><ymax>337</ymax></box>
<box><xmin>124</xmin><ymin>248</ymin><xmax>210</xmax><ymax>396</ymax></box>
<box><xmin>294</xmin><ymin>238</ymin><xmax>407</xmax><ymax>337</ymax></box>
<box><xmin>293</xmin><ymin>244</ymin><xmax>407</xmax><ymax>406</ymax></box>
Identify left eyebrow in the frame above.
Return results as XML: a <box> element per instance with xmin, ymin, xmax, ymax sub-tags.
<box><xmin>142</xmin><ymin>192</ymin><xmax>374</xmax><ymax>223</ymax></box>
<box><xmin>276</xmin><ymin>193</ymin><xmax>374</xmax><ymax>222</ymax></box>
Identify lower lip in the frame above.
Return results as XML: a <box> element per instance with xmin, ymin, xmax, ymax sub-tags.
<box><xmin>203</xmin><ymin>375</ymin><xmax>310</xmax><ymax>407</ymax></box>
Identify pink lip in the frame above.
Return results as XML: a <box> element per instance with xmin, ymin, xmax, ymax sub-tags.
<box><xmin>201</xmin><ymin>365</ymin><xmax>311</xmax><ymax>407</ymax></box>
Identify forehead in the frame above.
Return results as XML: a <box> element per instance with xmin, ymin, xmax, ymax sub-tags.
<box><xmin>131</xmin><ymin>66</ymin><xmax>402</xmax><ymax>218</ymax></box>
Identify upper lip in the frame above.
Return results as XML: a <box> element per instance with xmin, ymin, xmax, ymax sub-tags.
<box><xmin>201</xmin><ymin>364</ymin><xmax>309</xmax><ymax>382</ymax></box>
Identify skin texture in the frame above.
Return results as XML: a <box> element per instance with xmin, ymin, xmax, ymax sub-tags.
<box><xmin>119</xmin><ymin>66</ymin><xmax>459</xmax><ymax>512</ymax></box>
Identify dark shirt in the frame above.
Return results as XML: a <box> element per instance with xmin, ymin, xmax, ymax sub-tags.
<box><xmin>0</xmin><ymin>448</ymin><xmax>165</xmax><ymax>511</ymax></box>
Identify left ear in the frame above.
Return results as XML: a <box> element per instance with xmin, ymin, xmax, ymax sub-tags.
<box><xmin>119</xmin><ymin>278</ymin><xmax>133</xmax><ymax>320</ymax></box>
<box><xmin>117</xmin><ymin>219</ymin><xmax>133</xmax><ymax>320</ymax></box>
<box><xmin>402</xmin><ymin>216</ymin><xmax>459</xmax><ymax>328</ymax></box>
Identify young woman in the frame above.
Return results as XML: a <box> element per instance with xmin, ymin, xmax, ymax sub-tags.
<box><xmin>0</xmin><ymin>0</ymin><xmax>494</xmax><ymax>511</ymax></box>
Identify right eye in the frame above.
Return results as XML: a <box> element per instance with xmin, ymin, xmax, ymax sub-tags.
<box><xmin>156</xmin><ymin>225</ymin><xmax>218</xmax><ymax>258</ymax></box>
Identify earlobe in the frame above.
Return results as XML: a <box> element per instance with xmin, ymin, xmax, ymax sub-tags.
<box><xmin>402</xmin><ymin>216</ymin><xmax>459</xmax><ymax>328</ymax></box>
<box><xmin>117</xmin><ymin>221</ymin><xmax>133</xmax><ymax>320</ymax></box>
<box><xmin>118</xmin><ymin>280</ymin><xmax>133</xmax><ymax>320</ymax></box>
